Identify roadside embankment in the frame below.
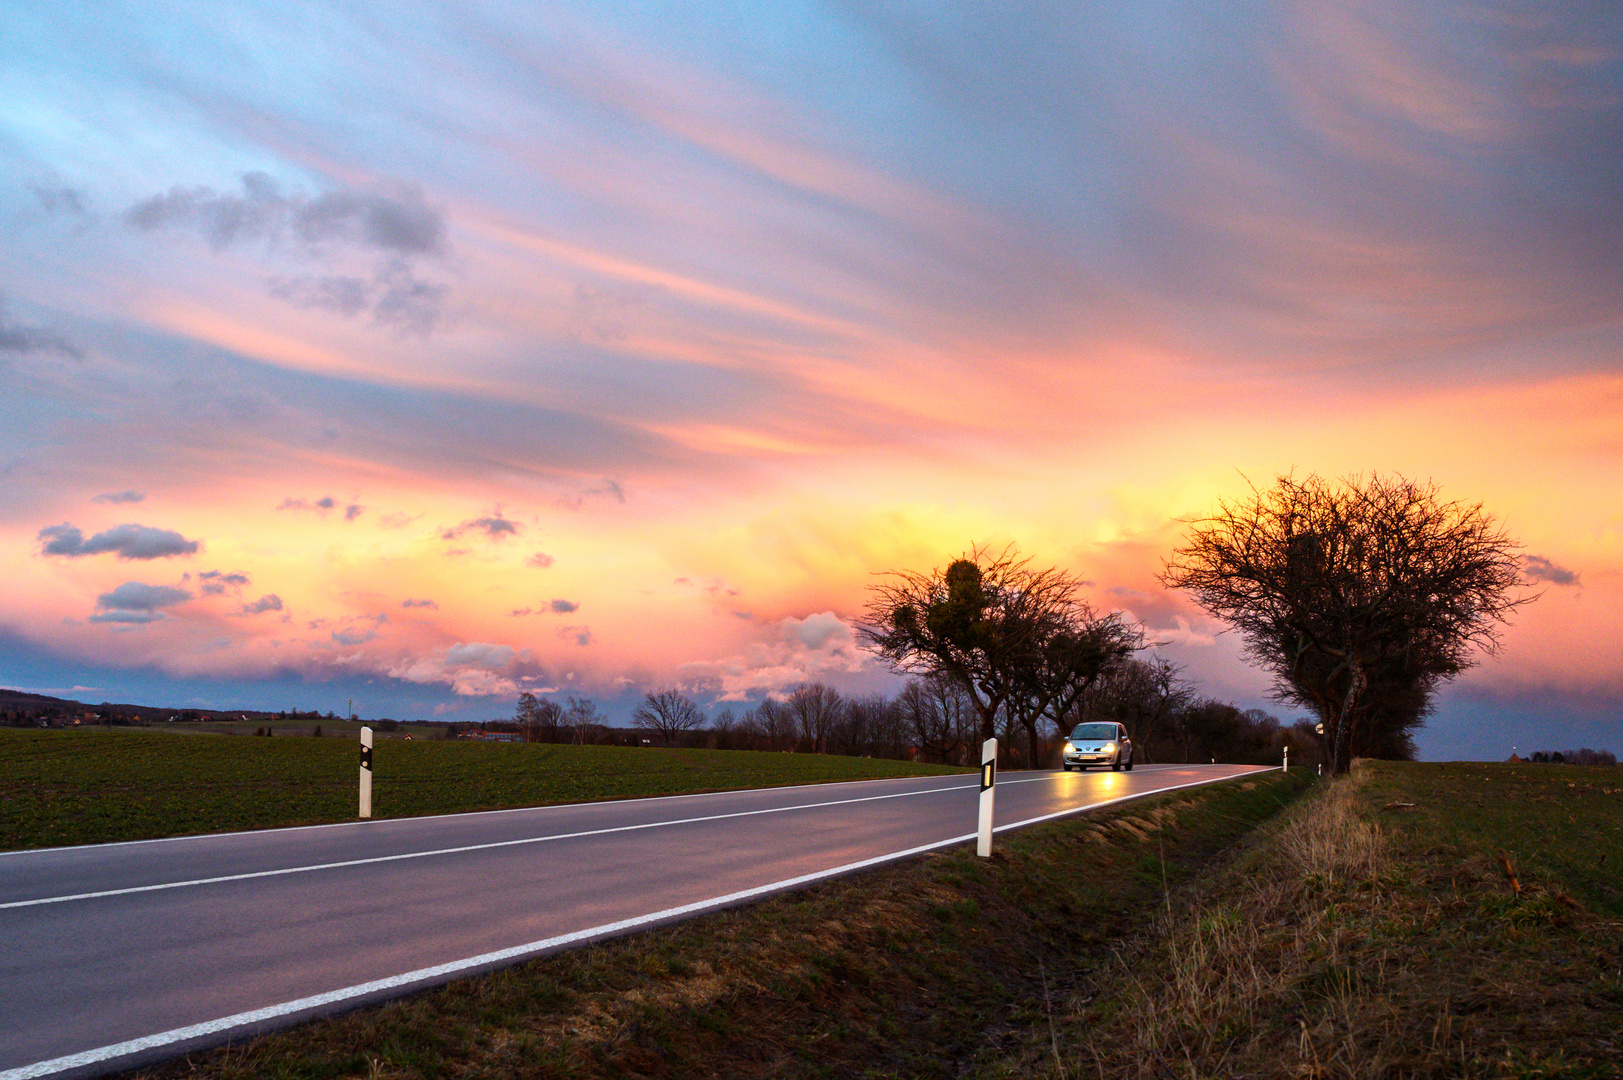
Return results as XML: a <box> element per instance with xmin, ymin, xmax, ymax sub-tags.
<box><xmin>984</xmin><ymin>760</ymin><xmax>1623</xmax><ymax>1078</ymax></box>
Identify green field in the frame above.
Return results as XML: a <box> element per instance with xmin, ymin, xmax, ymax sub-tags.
<box><xmin>0</xmin><ymin>728</ymin><xmax>967</xmax><ymax>850</ymax></box>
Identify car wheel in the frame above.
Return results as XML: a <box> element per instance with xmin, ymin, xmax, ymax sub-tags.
<box><xmin>1110</xmin><ymin>756</ymin><xmax>1120</xmax><ymax>772</ymax></box>
<box><xmin>1061</xmin><ymin>763</ymin><xmax>1072</xmax><ymax>772</ymax></box>
<box><xmin>1123</xmin><ymin>754</ymin><xmax>1134</xmax><ymax>772</ymax></box>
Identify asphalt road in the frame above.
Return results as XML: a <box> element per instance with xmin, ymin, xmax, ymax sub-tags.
<box><xmin>0</xmin><ymin>762</ymin><xmax>1272</xmax><ymax>1079</ymax></box>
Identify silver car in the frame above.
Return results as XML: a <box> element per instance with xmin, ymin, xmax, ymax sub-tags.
<box><xmin>1061</xmin><ymin>722</ymin><xmax>1133</xmax><ymax>772</ymax></box>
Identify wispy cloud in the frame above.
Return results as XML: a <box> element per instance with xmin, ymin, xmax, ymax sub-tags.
<box><xmin>29</xmin><ymin>181</ymin><xmax>92</xmax><ymax>219</ymax></box>
<box><xmin>279</xmin><ymin>496</ymin><xmax>338</xmax><ymax>512</ymax></box>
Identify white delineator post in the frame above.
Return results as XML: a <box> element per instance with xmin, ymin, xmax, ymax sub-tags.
<box><xmin>1284</xmin><ymin>745</ymin><xmax>1289</xmax><ymax>772</ymax></box>
<box><xmin>359</xmin><ymin>726</ymin><xmax>373</xmax><ymax>819</ymax></box>
<box><xmin>977</xmin><ymin>737</ymin><xmax>997</xmax><ymax>858</ymax></box>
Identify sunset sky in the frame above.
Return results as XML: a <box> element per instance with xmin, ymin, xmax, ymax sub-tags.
<box><xmin>3</xmin><ymin>1</ymin><xmax>1619</xmax><ymax>759</ymax></box>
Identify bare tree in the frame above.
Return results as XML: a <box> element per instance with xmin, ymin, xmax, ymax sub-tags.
<box><xmin>785</xmin><ymin>682</ymin><xmax>843</xmax><ymax>754</ymax></box>
<box><xmin>632</xmin><ymin>688</ymin><xmax>703</xmax><ymax>747</ymax></box>
<box><xmin>862</xmin><ymin>545</ymin><xmax>1085</xmax><ymax>744</ymax></box>
<box><xmin>564</xmin><ymin>696</ymin><xmax>605</xmax><ymax>745</ymax></box>
<box><xmin>707</xmin><ymin>706</ymin><xmax>742</xmax><ymax>750</ymax></box>
<box><xmin>515</xmin><ymin>691</ymin><xmax>562</xmax><ymax>743</ymax></box>
<box><xmin>750</xmin><ymin>698</ymin><xmax>799</xmax><ymax>752</ymax></box>
<box><xmin>895</xmin><ymin>676</ymin><xmax>974</xmax><ymax>764</ymax></box>
<box><xmin>1161</xmin><ymin>473</ymin><xmax>1532</xmax><ymax>774</ymax></box>
<box><xmin>829</xmin><ymin>693</ymin><xmax>876</xmax><ymax>756</ymax></box>
<box><xmin>1068</xmin><ymin>656</ymin><xmax>1193</xmax><ymax>763</ymax></box>
<box><xmin>854</xmin><ymin>693</ymin><xmax>909</xmax><ymax>760</ymax></box>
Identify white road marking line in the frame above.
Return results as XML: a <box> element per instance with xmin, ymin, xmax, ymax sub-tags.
<box><xmin>0</xmin><ymin>768</ymin><xmax>1261</xmax><ymax>1080</ymax></box>
<box><xmin>2</xmin><ymin>776</ymin><xmax>1012</xmax><ymax>909</ymax></box>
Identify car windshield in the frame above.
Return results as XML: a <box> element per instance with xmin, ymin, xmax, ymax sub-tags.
<box><xmin>1070</xmin><ymin>724</ymin><xmax>1118</xmax><ymax>741</ymax></box>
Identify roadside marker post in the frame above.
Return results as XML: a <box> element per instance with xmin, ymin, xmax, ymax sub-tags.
<box><xmin>359</xmin><ymin>726</ymin><xmax>373</xmax><ymax>819</ymax></box>
<box><xmin>1284</xmin><ymin>745</ymin><xmax>1289</xmax><ymax>772</ymax></box>
<box><xmin>976</xmin><ymin>737</ymin><xmax>996</xmax><ymax>858</ymax></box>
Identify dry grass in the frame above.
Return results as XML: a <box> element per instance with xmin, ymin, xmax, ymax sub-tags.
<box><xmin>995</xmin><ymin>762</ymin><xmax>1623</xmax><ymax>1080</ymax></box>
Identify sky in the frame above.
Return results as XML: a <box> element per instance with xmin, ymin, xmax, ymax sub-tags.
<box><xmin>2</xmin><ymin>1</ymin><xmax>1619</xmax><ymax>760</ymax></box>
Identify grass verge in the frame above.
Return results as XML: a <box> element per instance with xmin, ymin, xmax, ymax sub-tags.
<box><xmin>0</xmin><ymin>729</ymin><xmax>966</xmax><ymax>850</ymax></box>
<box><xmin>120</xmin><ymin>770</ymin><xmax>1313</xmax><ymax>1080</ymax></box>
<box><xmin>984</xmin><ymin>760</ymin><xmax>1623</xmax><ymax>1079</ymax></box>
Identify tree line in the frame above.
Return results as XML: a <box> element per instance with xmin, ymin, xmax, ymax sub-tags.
<box><xmin>510</xmin><ymin>672</ymin><xmax>1319</xmax><ymax>769</ymax></box>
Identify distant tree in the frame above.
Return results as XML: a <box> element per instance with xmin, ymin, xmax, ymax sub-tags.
<box><xmin>785</xmin><ymin>683</ymin><xmax>844</xmax><ymax>754</ymax></box>
<box><xmin>1005</xmin><ymin>602</ymin><xmax>1143</xmax><ymax>767</ymax></box>
<box><xmin>564</xmin><ymin>696</ymin><xmax>605</xmax><ymax>744</ymax></box>
<box><xmin>749</xmin><ymin>698</ymin><xmax>799</xmax><ymax>752</ymax></box>
<box><xmin>1162</xmin><ymin>473</ymin><xmax>1532</xmax><ymax>774</ymax></box>
<box><xmin>1065</xmin><ymin>656</ymin><xmax>1194</xmax><ymax>764</ymax></box>
<box><xmin>515</xmin><ymin>692</ymin><xmax>562</xmax><ymax>742</ymax></box>
<box><xmin>834</xmin><ymin>693</ymin><xmax>900</xmax><ymax>758</ymax></box>
<box><xmin>896</xmin><ymin>675</ymin><xmax>976</xmax><ymax>765</ymax></box>
<box><xmin>312</xmin><ymin>724</ymin><xmax>323</xmax><ymax>738</ymax></box>
<box><xmin>707</xmin><ymin>706</ymin><xmax>742</xmax><ymax>751</ymax></box>
<box><xmin>633</xmin><ymin>689</ymin><xmax>704</xmax><ymax>747</ymax></box>
<box><xmin>865</xmin><ymin>693</ymin><xmax>912</xmax><ymax>760</ymax></box>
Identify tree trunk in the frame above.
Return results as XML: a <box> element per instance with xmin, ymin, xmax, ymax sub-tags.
<box><xmin>1332</xmin><ymin>662</ymin><xmax>1366</xmax><ymax>775</ymax></box>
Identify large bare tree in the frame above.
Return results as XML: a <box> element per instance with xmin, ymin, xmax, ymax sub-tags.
<box><xmin>1161</xmin><ymin>473</ymin><xmax>1531</xmax><ymax>774</ymax></box>
<box><xmin>862</xmin><ymin>545</ymin><xmax>1135</xmax><ymax>756</ymax></box>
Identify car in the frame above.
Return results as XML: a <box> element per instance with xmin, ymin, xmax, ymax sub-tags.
<box><xmin>1061</xmin><ymin>722</ymin><xmax>1133</xmax><ymax>772</ymax></box>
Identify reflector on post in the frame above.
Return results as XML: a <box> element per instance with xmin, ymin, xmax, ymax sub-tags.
<box><xmin>359</xmin><ymin>726</ymin><xmax>373</xmax><ymax>819</ymax></box>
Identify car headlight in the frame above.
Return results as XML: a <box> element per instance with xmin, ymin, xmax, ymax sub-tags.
<box><xmin>1101</xmin><ymin>742</ymin><xmax>1115</xmax><ymax>753</ymax></box>
<box><xmin>1063</xmin><ymin>742</ymin><xmax>1074</xmax><ymax>753</ymax></box>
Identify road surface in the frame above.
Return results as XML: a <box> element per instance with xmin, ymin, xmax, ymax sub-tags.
<box><xmin>0</xmin><ymin>762</ymin><xmax>1272</xmax><ymax>1079</ymax></box>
